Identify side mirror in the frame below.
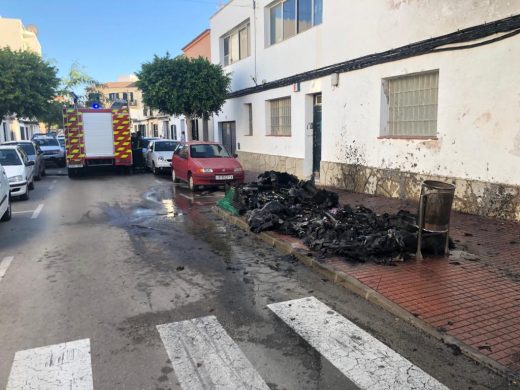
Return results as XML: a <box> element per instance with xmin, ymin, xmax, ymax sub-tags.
<box><xmin>233</xmin><ymin>154</ymin><xmax>238</xmax><ymax>158</ymax></box>
<box><xmin>26</xmin><ymin>160</ymin><xmax>35</xmax><ymax>166</ymax></box>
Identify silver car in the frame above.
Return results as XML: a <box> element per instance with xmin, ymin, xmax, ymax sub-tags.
<box><xmin>3</xmin><ymin>141</ymin><xmax>46</xmax><ymax>180</ymax></box>
<box><xmin>33</xmin><ymin>136</ymin><xmax>66</xmax><ymax>167</ymax></box>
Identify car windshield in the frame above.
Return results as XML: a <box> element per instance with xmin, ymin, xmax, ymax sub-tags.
<box><xmin>0</xmin><ymin>149</ymin><xmax>22</xmax><ymax>166</ymax></box>
<box><xmin>155</xmin><ymin>141</ymin><xmax>178</xmax><ymax>152</ymax></box>
<box><xmin>34</xmin><ymin>138</ymin><xmax>59</xmax><ymax>147</ymax></box>
<box><xmin>58</xmin><ymin>139</ymin><xmax>65</xmax><ymax>146</ymax></box>
<box><xmin>190</xmin><ymin>144</ymin><xmax>231</xmax><ymax>158</ymax></box>
<box><xmin>18</xmin><ymin>143</ymin><xmax>36</xmax><ymax>155</ymax></box>
<box><xmin>142</xmin><ymin>138</ymin><xmax>158</xmax><ymax>148</ymax></box>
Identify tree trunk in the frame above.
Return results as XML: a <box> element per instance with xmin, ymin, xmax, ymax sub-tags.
<box><xmin>185</xmin><ymin>113</ymin><xmax>192</xmax><ymax>141</ymax></box>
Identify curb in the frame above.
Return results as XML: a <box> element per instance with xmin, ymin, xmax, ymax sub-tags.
<box><xmin>212</xmin><ymin>205</ymin><xmax>519</xmax><ymax>382</ymax></box>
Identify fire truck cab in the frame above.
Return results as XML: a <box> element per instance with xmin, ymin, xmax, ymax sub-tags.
<box><xmin>63</xmin><ymin>107</ymin><xmax>133</xmax><ymax>177</ymax></box>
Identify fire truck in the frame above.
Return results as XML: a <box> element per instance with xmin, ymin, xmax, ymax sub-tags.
<box><xmin>63</xmin><ymin>106</ymin><xmax>133</xmax><ymax>177</ymax></box>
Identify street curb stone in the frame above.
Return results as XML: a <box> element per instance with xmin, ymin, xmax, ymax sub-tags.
<box><xmin>211</xmin><ymin>205</ymin><xmax>519</xmax><ymax>382</ymax></box>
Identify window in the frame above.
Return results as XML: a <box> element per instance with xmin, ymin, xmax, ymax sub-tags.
<box><xmin>122</xmin><ymin>92</ymin><xmax>128</xmax><ymax>101</ymax></box>
<box><xmin>270</xmin><ymin>0</ymin><xmax>322</xmax><ymax>45</ymax></box>
<box><xmin>245</xmin><ymin>104</ymin><xmax>253</xmax><ymax>136</ymax></box>
<box><xmin>269</xmin><ymin>97</ymin><xmax>291</xmax><ymax>136</ymax></box>
<box><xmin>171</xmin><ymin>124</ymin><xmax>177</xmax><ymax>140</ymax></box>
<box><xmin>222</xmin><ymin>21</ymin><xmax>250</xmax><ymax>66</ymax></box>
<box><xmin>382</xmin><ymin>70</ymin><xmax>439</xmax><ymax>137</ymax></box>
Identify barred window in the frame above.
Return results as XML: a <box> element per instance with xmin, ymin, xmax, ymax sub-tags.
<box><xmin>384</xmin><ymin>70</ymin><xmax>439</xmax><ymax>137</ymax></box>
<box><xmin>270</xmin><ymin>97</ymin><xmax>291</xmax><ymax>136</ymax></box>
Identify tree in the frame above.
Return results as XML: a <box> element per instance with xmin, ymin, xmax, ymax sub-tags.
<box><xmin>59</xmin><ymin>62</ymin><xmax>99</xmax><ymax>105</ymax></box>
<box><xmin>39</xmin><ymin>100</ymin><xmax>64</xmax><ymax>130</ymax></box>
<box><xmin>136</xmin><ymin>55</ymin><xmax>231</xmax><ymax>138</ymax></box>
<box><xmin>0</xmin><ymin>47</ymin><xmax>59</xmax><ymax>120</ymax></box>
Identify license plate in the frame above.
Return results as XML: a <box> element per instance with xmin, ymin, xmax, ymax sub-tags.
<box><xmin>216</xmin><ymin>175</ymin><xmax>233</xmax><ymax>180</ymax></box>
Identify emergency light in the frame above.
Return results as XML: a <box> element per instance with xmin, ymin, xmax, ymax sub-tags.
<box><xmin>92</xmin><ymin>103</ymin><xmax>100</xmax><ymax>109</ymax></box>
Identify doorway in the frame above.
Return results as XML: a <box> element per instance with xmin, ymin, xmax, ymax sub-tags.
<box><xmin>312</xmin><ymin>94</ymin><xmax>322</xmax><ymax>180</ymax></box>
<box><xmin>219</xmin><ymin>121</ymin><xmax>236</xmax><ymax>155</ymax></box>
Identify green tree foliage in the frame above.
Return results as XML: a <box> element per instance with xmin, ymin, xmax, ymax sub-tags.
<box><xmin>136</xmin><ymin>55</ymin><xmax>230</xmax><ymax>130</ymax></box>
<box><xmin>0</xmin><ymin>47</ymin><xmax>59</xmax><ymax>120</ymax></box>
<box><xmin>59</xmin><ymin>62</ymin><xmax>98</xmax><ymax>103</ymax></box>
<box><xmin>39</xmin><ymin>100</ymin><xmax>64</xmax><ymax>130</ymax></box>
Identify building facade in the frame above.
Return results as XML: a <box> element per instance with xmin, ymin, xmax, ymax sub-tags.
<box><xmin>210</xmin><ymin>0</ymin><xmax>520</xmax><ymax>221</ymax></box>
<box><xmin>0</xmin><ymin>17</ymin><xmax>42</xmax><ymax>142</ymax></box>
<box><xmin>98</xmin><ymin>80</ymin><xmax>173</xmax><ymax>139</ymax></box>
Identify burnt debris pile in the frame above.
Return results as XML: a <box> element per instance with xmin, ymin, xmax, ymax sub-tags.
<box><xmin>229</xmin><ymin>171</ymin><xmax>447</xmax><ymax>264</ymax></box>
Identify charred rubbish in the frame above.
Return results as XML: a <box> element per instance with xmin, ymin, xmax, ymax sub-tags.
<box><xmin>227</xmin><ymin>171</ymin><xmax>452</xmax><ymax>265</ymax></box>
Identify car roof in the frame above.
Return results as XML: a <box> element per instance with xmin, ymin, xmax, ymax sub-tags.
<box><xmin>153</xmin><ymin>139</ymin><xmax>177</xmax><ymax>142</ymax></box>
<box><xmin>184</xmin><ymin>141</ymin><xmax>221</xmax><ymax>145</ymax></box>
<box><xmin>0</xmin><ymin>145</ymin><xmax>21</xmax><ymax>151</ymax></box>
<box><xmin>4</xmin><ymin>140</ymin><xmax>33</xmax><ymax>144</ymax></box>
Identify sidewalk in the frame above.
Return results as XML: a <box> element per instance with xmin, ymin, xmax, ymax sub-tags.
<box><xmin>219</xmin><ymin>177</ymin><xmax>520</xmax><ymax>377</ymax></box>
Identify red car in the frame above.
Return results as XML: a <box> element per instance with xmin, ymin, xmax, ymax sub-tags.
<box><xmin>171</xmin><ymin>141</ymin><xmax>245</xmax><ymax>190</ymax></box>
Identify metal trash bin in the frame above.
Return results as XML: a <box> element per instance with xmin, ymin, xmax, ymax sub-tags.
<box><xmin>416</xmin><ymin>180</ymin><xmax>456</xmax><ymax>260</ymax></box>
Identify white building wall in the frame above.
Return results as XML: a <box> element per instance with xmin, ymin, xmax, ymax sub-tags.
<box><xmin>211</xmin><ymin>0</ymin><xmax>520</xmax><ymax>219</ymax></box>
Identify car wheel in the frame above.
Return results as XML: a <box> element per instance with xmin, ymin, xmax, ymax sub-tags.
<box><xmin>1</xmin><ymin>198</ymin><xmax>11</xmax><ymax>222</ymax></box>
<box><xmin>28</xmin><ymin>179</ymin><xmax>35</xmax><ymax>190</ymax></box>
<box><xmin>172</xmin><ymin>168</ymin><xmax>180</xmax><ymax>183</ymax></box>
<box><xmin>152</xmin><ymin>162</ymin><xmax>158</xmax><ymax>175</ymax></box>
<box><xmin>60</xmin><ymin>159</ymin><xmax>66</xmax><ymax>168</ymax></box>
<box><xmin>188</xmin><ymin>174</ymin><xmax>196</xmax><ymax>191</ymax></box>
<box><xmin>21</xmin><ymin>188</ymin><xmax>29</xmax><ymax>201</ymax></box>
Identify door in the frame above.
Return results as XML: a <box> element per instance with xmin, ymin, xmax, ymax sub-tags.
<box><xmin>173</xmin><ymin>144</ymin><xmax>189</xmax><ymax>180</ymax></box>
<box><xmin>83</xmin><ymin>112</ymin><xmax>114</xmax><ymax>157</ymax></box>
<box><xmin>219</xmin><ymin>121</ymin><xmax>236</xmax><ymax>155</ymax></box>
<box><xmin>312</xmin><ymin>94</ymin><xmax>322</xmax><ymax>178</ymax></box>
<box><xmin>146</xmin><ymin>142</ymin><xmax>154</xmax><ymax>168</ymax></box>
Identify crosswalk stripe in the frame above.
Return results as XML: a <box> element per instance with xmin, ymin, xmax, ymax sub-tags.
<box><xmin>157</xmin><ymin>316</ymin><xmax>269</xmax><ymax>390</ymax></box>
<box><xmin>0</xmin><ymin>256</ymin><xmax>14</xmax><ymax>282</ymax></box>
<box><xmin>6</xmin><ymin>338</ymin><xmax>94</xmax><ymax>389</ymax></box>
<box><xmin>268</xmin><ymin>297</ymin><xmax>449</xmax><ymax>390</ymax></box>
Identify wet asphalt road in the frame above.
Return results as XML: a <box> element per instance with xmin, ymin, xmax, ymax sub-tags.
<box><xmin>0</xmin><ymin>167</ymin><xmax>512</xmax><ymax>389</ymax></box>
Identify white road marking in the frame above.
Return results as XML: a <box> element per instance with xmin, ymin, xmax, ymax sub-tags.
<box><xmin>31</xmin><ymin>204</ymin><xmax>44</xmax><ymax>219</ymax></box>
<box><xmin>0</xmin><ymin>256</ymin><xmax>14</xmax><ymax>282</ymax></box>
<box><xmin>48</xmin><ymin>179</ymin><xmax>57</xmax><ymax>191</ymax></box>
<box><xmin>155</xmin><ymin>179</ymin><xmax>162</xmax><ymax>184</ymax></box>
<box><xmin>6</xmin><ymin>338</ymin><xmax>93</xmax><ymax>389</ymax></box>
<box><xmin>157</xmin><ymin>316</ymin><xmax>269</xmax><ymax>390</ymax></box>
<box><xmin>268</xmin><ymin>297</ymin><xmax>448</xmax><ymax>390</ymax></box>
<box><xmin>11</xmin><ymin>210</ymin><xmax>34</xmax><ymax>214</ymax></box>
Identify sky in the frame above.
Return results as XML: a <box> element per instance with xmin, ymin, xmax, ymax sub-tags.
<box><xmin>0</xmin><ymin>0</ymin><xmax>227</xmax><ymax>83</ymax></box>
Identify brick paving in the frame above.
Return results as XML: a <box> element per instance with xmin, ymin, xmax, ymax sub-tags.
<box><xmin>319</xmin><ymin>190</ymin><xmax>520</xmax><ymax>373</ymax></box>
<box><xmin>242</xmin><ymin>173</ymin><xmax>520</xmax><ymax>373</ymax></box>
<box><xmin>241</xmin><ymin>173</ymin><xmax>520</xmax><ymax>373</ymax></box>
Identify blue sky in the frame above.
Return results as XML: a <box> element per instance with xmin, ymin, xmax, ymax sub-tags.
<box><xmin>0</xmin><ymin>0</ymin><xmax>224</xmax><ymax>82</ymax></box>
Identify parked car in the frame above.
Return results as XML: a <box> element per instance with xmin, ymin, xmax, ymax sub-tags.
<box><xmin>0</xmin><ymin>146</ymin><xmax>35</xmax><ymax>200</ymax></box>
<box><xmin>3</xmin><ymin>141</ymin><xmax>46</xmax><ymax>180</ymax></box>
<box><xmin>0</xmin><ymin>162</ymin><xmax>11</xmax><ymax>222</ymax></box>
<box><xmin>146</xmin><ymin>139</ymin><xmax>178</xmax><ymax>175</ymax></box>
<box><xmin>141</xmin><ymin>137</ymin><xmax>160</xmax><ymax>160</ymax></box>
<box><xmin>33</xmin><ymin>136</ymin><xmax>66</xmax><ymax>167</ymax></box>
<box><xmin>171</xmin><ymin>141</ymin><xmax>244</xmax><ymax>190</ymax></box>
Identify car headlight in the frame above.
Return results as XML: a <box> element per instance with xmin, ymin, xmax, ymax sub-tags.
<box><xmin>200</xmin><ymin>168</ymin><xmax>213</xmax><ymax>173</ymax></box>
<box><xmin>9</xmin><ymin>175</ymin><xmax>24</xmax><ymax>183</ymax></box>
<box><xmin>158</xmin><ymin>156</ymin><xmax>164</xmax><ymax>161</ymax></box>
<box><xmin>234</xmin><ymin>167</ymin><xmax>243</xmax><ymax>172</ymax></box>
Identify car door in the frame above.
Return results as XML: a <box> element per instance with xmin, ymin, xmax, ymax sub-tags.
<box><xmin>0</xmin><ymin>163</ymin><xmax>8</xmax><ymax>214</ymax></box>
<box><xmin>173</xmin><ymin>145</ymin><xmax>188</xmax><ymax>180</ymax></box>
<box><xmin>146</xmin><ymin>142</ymin><xmax>154</xmax><ymax>168</ymax></box>
<box><xmin>19</xmin><ymin>149</ymin><xmax>33</xmax><ymax>181</ymax></box>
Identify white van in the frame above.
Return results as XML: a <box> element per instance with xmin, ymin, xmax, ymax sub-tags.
<box><xmin>0</xmin><ymin>162</ymin><xmax>11</xmax><ymax>222</ymax></box>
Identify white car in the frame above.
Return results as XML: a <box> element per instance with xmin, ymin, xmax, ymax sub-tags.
<box><xmin>0</xmin><ymin>162</ymin><xmax>11</xmax><ymax>222</ymax></box>
<box><xmin>0</xmin><ymin>146</ymin><xmax>35</xmax><ymax>200</ymax></box>
<box><xmin>145</xmin><ymin>139</ymin><xmax>179</xmax><ymax>175</ymax></box>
